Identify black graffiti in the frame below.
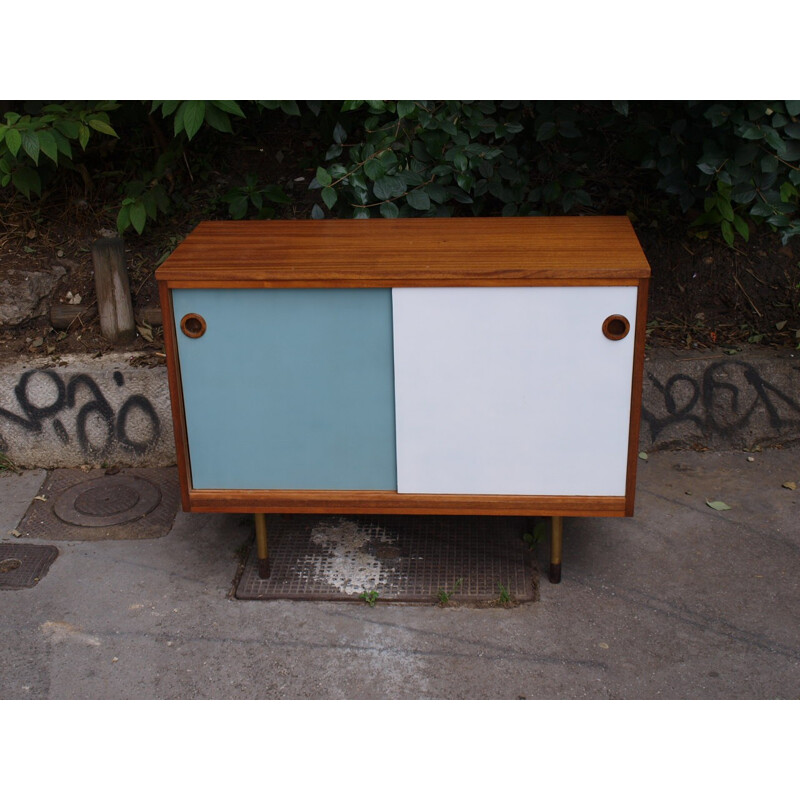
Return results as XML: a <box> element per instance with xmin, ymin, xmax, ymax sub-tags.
<box><xmin>643</xmin><ymin>360</ymin><xmax>800</xmax><ymax>442</ymax></box>
<box><xmin>0</xmin><ymin>369</ymin><xmax>161</xmax><ymax>457</ymax></box>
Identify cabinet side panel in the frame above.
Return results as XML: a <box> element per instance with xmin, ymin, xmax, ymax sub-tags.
<box><xmin>173</xmin><ymin>288</ymin><xmax>397</xmax><ymax>490</ymax></box>
<box><xmin>393</xmin><ymin>286</ymin><xmax>638</xmax><ymax>496</ymax></box>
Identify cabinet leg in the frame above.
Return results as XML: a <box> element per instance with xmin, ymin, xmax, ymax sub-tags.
<box><xmin>254</xmin><ymin>513</ymin><xmax>270</xmax><ymax>579</ymax></box>
<box><xmin>549</xmin><ymin>516</ymin><xmax>563</xmax><ymax>584</ymax></box>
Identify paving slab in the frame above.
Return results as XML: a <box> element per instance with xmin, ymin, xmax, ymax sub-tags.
<box><xmin>0</xmin><ymin>448</ymin><xmax>798</xmax><ymax>699</ymax></box>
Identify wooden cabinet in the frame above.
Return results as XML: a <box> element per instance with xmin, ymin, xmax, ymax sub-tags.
<box><xmin>157</xmin><ymin>217</ymin><xmax>650</xmax><ymax>581</ymax></box>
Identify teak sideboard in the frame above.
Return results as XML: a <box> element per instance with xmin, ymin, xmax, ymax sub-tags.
<box><xmin>156</xmin><ymin>217</ymin><xmax>651</xmax><ymax>583</ymax></box>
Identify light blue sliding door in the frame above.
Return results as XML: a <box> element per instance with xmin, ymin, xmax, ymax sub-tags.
<box><xmin>173</xmin><ymin>288</ymin><xmax>397</xmax><ymax>490</ymax></box>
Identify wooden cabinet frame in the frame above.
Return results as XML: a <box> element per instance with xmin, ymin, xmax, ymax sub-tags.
<box><xmin>157</xmin><ymin>217</ymin><xmax>650</xmax><ymax>582</ymax></box>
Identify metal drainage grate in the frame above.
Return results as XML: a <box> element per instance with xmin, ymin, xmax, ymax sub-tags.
<box><xmin>17</xmin><ymin>468</ymin><xmax>179</xmax><ymax>541</ymax></box>
<box><xmin>0</xmin><ymin>543</ymin><xmax>58</xmax><ymax>590</ymax></box>
<box><xmin>235</xmin><ymin>514</ymin><xmax>538</xmax><ymax>604</ymax></box>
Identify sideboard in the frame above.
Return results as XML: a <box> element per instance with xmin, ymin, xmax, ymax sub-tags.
<box><xmin>156</xmin><ymin>217</ymin><xmax>651</xmax><ymax>583</ymax></box>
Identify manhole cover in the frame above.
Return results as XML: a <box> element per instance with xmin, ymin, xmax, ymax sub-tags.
<box><xmin>54</xmin><ymin>475</ymin><xmax>161</xmax><ymax>527</ymax></box>
<box><xmin>17</xmin><ymin>468</ymin><xmax>179</xmax><ymax>541</ymax></box>
<box><xmin>0</xmin><ymin>543</ymin><xmax>58</xmax><ymax>589</ymax></box>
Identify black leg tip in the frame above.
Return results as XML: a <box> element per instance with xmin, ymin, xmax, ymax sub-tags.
<box><xmin>549</xmin><ymin>563</ymin><xmax>562</xmax><ymax>584</ymax></box>
<box><xmin>258</xmin><ymin>558</ymin><xmax>271</xmax><ymax>580</ymax></box>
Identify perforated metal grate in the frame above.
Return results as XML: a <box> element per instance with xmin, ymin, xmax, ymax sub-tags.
<box><xmin>235</xmin><ymin>514</ymin><xmax>538</xmax><ymax>604</ymax></box>
<box><xmin>0</xmin><ymin>543</ymin><xmax>58</xmax><ymax>590</ymax></box>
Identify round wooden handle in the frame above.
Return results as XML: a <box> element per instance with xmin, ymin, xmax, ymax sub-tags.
<box><xmin>602</xmin><ymin>314</ymin><xmax>630</xmax><ymax>341</ymax></box>
<box><xmin>180</xmin><ymin>313</ymin><xmax>207</xmax><ymax>338</ymax></box>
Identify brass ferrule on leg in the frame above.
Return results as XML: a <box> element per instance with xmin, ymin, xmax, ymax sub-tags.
<box><xmin>549</xmin><ymin>516</ymin><xmax>563</xmax><ymax>584</ymax></box>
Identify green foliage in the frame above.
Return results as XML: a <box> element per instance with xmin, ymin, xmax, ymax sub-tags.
<box><xmin>310</xmin><ymin>100</ymin><xmax>800</xmax><ymax>245</ymax></box>
<box><xmin>222</xmin><ymin>174</ymin><xmax>290</xmax><ymax>220</ymax></box>
<box><xmin>358</xmin><ymin>590</ymin><xmax>379</xmax><ymax>607</ymax></box>
<box><xmin>0</xmin><ymin>452</ymin><xmax>19</xmax><ymax>473</ymax></box>
<box><xmin>312</xmin><ymin>100</ymin><xmax>551</xmax><ymax>219</ymax></box>
<box><xmin>150</xmin><ymin>100</ymin><xmax>246</xmax><ymax>140</ymax></box>
<box><xmin>497</xmin><ymin>583</ymin><xmax>513</xmax><ymax>606</ymax></box>
<box><xmin>4</xmin><ymin>100</ymin><xmax>800</xmax><ymax>246</ymax></box>
<box><xmin>436</xmin><ymin>577</ymin><xmax>463</xmax><ymax>605</ymax></box>
<box><xmin>630</xmin><ymin>101</ymin><xmax>800</xmax><ymax>244</ymax></box>
<box><xmin>0</xmin><ymin>102</ymin><xmax>119</xmax><ymax>198</ymax></box>
<box><xmin>117</xmin><ymin>178</ymin><xmax>170</xmax><ymax>235</ymax></box>
<box><xmin>522</xmin><ymin>520</ymin><xmax>547</xmax><ymax>550</ymax></box>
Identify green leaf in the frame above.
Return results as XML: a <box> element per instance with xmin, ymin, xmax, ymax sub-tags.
<box><xmin>311</xmin><ymin>203</ymin><xmax>324</xmax><ymax>219</ymax></box>
<box><xmin>379</xmin><ymin>201</ymin><xmax>399</xmax><ymax>218</ymax></box>
<box><xmin>78</xmin><ymin>124</ymin><xmax>90</xmax><ymax>150</ymax></box>
<box><xmin>536</xmin><ymin>121</ymin><xmax>556</xmax><ymax>141</ymax></box>
<box><xmin>87</xmin><ymin>118</ymin><xmax>118</xmax><ymax>137</ymax></box>
<box><xmin>130</xmin><ymin>201</ymin><xmax>147</xmax><ymax>234</ymax></box>
<box><xmin>733</xmin><ymin>214</ymin><xmax>750</xmax><ymax>242</ymax></box>
<box><xmin>333</xmin><ymin>122</ymin><xmax>347</xmax><ymax>145</ymax></box>
<box><xmin>38</xmin><ymin>130</ymin><xmax>58</xmax><ymax>164</ymax></box>
<box><xmin>341</xmin><ymin>100</ymin><xmax>364</xmax><ymax>112</ymax></box>
<box><xmin>316</xmin><ymin>166</ymin><xmax>332</xmax><ymax>187</ymax></box>
<box><xmin>228</xmin><ymin>195</ymin><xmax>249</xmax><ymax>219</ymax></box>
<box><xmin>786</xmin><ymin>101</ymin><xmax>800</xmax><ymax>117</ymax></box>
<box><xmin>364</xmin><ymin>158</ymin><xmax>386</xmax><ymax>181</ymax></box>
<box><xmin>373</xmin><ymin>175</ymin><xmax>407</xmax><ymax>200</ymax></box>
<box><xmin>21</xmin><ymin>131</ymin><xmax>40</xmax><ymax>164</ymax></box>
<box><xmin>738</xmin><ymin>122</ymin><xmax>763</xmax><ymax>140</ymax></box>
<box><xmin>211</xmin><ymin>100</ymin><xmax>245</xmax><ymax>117</ymax></box>
<box><xmin>5</xmin><ymin>127</ymin><xmax>21</xmax><ymax>157</ymax></box>
<box><xmin>721</xmin><ymin>219</ymin><xmax>734</xmax><ymax>246</ymax></box>
<box><xmin>262</xmin><ymin>185</ymin><xmax>290</xmax><ymax>204</ymax></box>
<box><xmin>717</xmin><ymin>195</ymin><xmax>734</xmax><ymax>222</ymax></box>
<box><xmin>785</xmin><ymin>122</ymin><xmax>800</xmax><ymax>140</ymax></box>
<box><xmin>763</xmin><ymin>126</ymin><xmax>784</xmax><ymax>153</ymax></box>
<box><xmin>182</xmin><ymin>101</ymin><xmax>206</xmax><ymax>140</ymax></box>
<box><xmin>706</xmin><ymin>500</ymin><xmax>732</xmax><ymax>511</ymax></box>
<box><xmin>51</xmin><ymin>129</ymin><xmax>72</xmax><ymax>158</ymax></box>
<box><xmin>117</xmin><ymin>204</ymin><xmax>131</xmax><ymax>233</ymax></box>
<box><xmin>279</xmin><ymin>100</ymin><xmax>300</xmax><ymax>116</ymax></box>
<box><xmin>406</xmin><ymin>188</ymin><xmax>431</xmax><ymax>211</ymax></box>
<box><xmin>397</xmin><ymin>100</ymin><xmax>416</xmax><ymax>118</ymax></box>
<box><xmin>612</xmin><ymin>101</ymin><xmax>629</xmax><ymax>117</ymax></box>
<box><xmin>321</xmin><ymin>186</ymin><xmax>337</xmax><ymax>209</ymax></box>
<box><xmin>11</xmin><ymin>165</ymin><xmax>41</xmax><ymax>198</ymax></box>
<box><xmin>204</xmin><ymin>103</ymin><xmax>233</xmax><ymax>133</ymax></box>
<box><xmin>53</xmin><ymin>119</ymin><xmax>79</xmax><ymax>139</ymax></box>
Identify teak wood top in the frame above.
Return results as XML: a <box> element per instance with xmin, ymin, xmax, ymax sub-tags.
<box><xmin>155</xmin><ymin>216</ymin><xmax>650</xmax><ymax>286</ymax></box>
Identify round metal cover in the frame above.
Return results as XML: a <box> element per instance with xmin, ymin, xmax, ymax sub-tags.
<box><xmin>53</xmin><ymin>475</ymin><xmax>161</xmax><ymax>527</ymax></box>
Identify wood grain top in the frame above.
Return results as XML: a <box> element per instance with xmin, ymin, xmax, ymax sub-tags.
<box><xmin>155</xmin><ymin>216</ymin><xmax>650</xmax><ymax>286</ymax></box>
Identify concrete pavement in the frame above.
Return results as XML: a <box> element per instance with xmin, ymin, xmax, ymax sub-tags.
<box><xmin>1</xmin><ymin>447</ymin><xmax>798</xmax><ymax>699</ymax></box>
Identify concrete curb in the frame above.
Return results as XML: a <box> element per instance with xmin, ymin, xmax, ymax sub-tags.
<box><xmin>1</xmin><ymin>347</ymin><xmax>799</xmax><ymax>468</ymax></box>
<box><xmin>0</xmin><ymin>353</ymin><xmax>172</xmax><ymax>469</ymax></box>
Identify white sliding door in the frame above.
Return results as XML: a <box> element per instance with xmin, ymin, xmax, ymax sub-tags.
<box><xmin>392</xmin><ymin>286</ymin><xmax>638</xmax><ymax>496</ymax></box>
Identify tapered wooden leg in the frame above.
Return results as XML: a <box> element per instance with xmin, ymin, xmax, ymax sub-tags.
<box><xmin>549</xmin><ymin>516</ymin><xmax>563</xmax><ymax>584</ymax></box>
<box><xmin>254</xmin><ymin>513</ymin><xmax>270</xmax><ymax>579</ymax></box>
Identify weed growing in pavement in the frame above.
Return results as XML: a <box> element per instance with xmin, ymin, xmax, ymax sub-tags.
<box><xmin>497</xmin><ymin>583</ymin><xmax>513</xmax><ymax>607</ymax></box>
<box><xmin>0</xmin><ymin>452</ymin><xmax>19</xmax><ymax>473</ymax></box>
<box><xmin>359</xmin><ymin>590</ymin><xmax>379</xmax><ymax>607</ymax></box>
<box><xmin>436</xmin><ymin>577</ymin><xmax>464</xmax><ymax>606</ymax></box>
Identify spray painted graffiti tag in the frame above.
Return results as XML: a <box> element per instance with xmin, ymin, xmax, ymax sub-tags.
<box><xmin>642</xmin><ymin>360</ymin><xmax>800</xmax><ymax>444</ymax></box>
<box><xmin>0</xmin><ymin>369</ymin><xmax>161</xmax><ymax>457</ymax></box>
